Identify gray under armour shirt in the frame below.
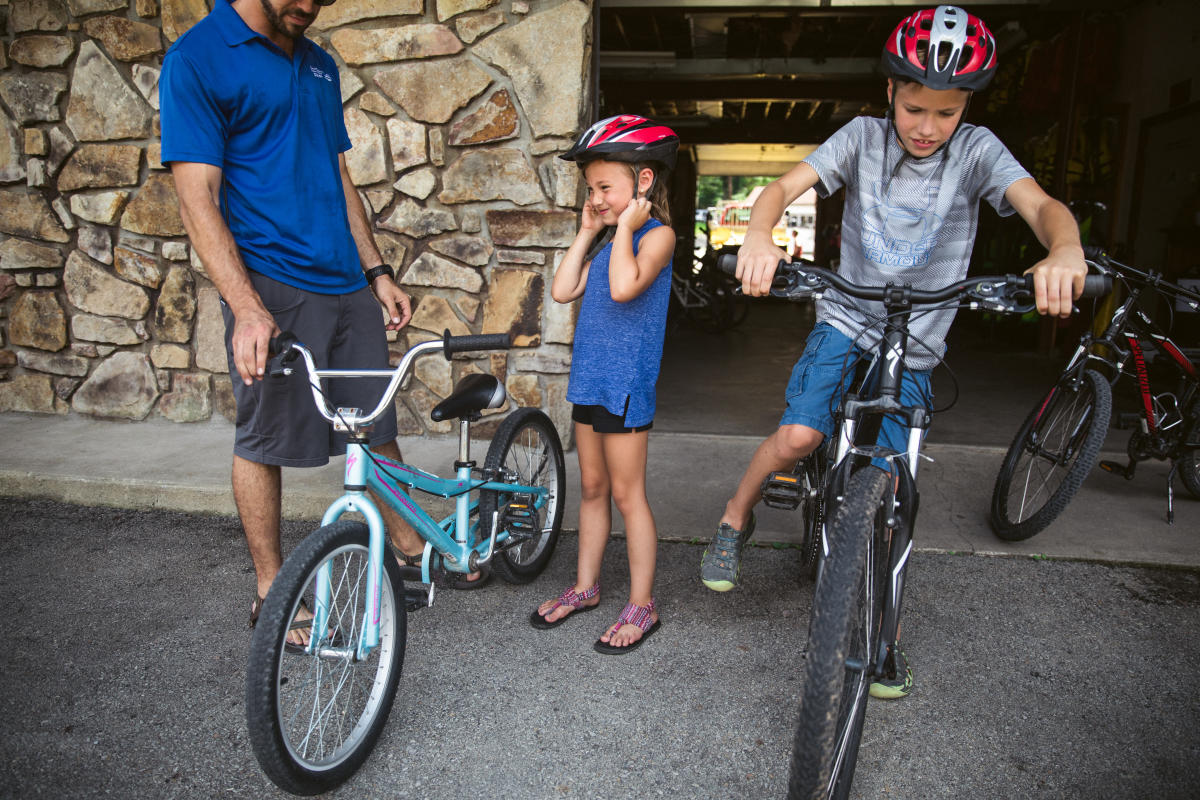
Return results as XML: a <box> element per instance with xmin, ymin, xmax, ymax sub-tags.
<box><xmin>803</xmin><ymin>116</ymin><xmax>1032</xmax><ymax>369</ymax></box>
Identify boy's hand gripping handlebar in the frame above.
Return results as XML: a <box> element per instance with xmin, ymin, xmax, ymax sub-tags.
<box><xmin>715</xmin><ymin>253</ymin><xmax>1112</xmax><ymax>312</ymax></box>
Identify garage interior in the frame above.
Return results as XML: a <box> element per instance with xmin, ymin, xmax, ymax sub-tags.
<box><xmin>589</xmin><ymin>0</ymin><xmax>1200</xmax><ymax>440</ymax></box>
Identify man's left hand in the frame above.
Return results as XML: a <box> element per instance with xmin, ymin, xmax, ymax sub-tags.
<box><xmin>372</xmin><ymin>276</ymin><xmax>412</xmax><ymax>331</ymax></box>
<box><xmin>1027</xmin><ymin>245</ymin><xmax>1086</xmax><ymax>319</ymax></box>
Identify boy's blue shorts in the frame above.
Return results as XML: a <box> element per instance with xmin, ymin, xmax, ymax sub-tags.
<box><xmin>780</xmin><ymin>322</ymin><xmax>933</xmax><ymax>461</ymax></box>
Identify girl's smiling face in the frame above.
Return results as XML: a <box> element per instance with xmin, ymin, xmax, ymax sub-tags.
<box><xmin>888</xmin><ymin>79</ymin><xmax>969</xmax><ymax>158</ymax></box>
<box><xmin>583</xmin><ymin>160</ymin><xmax>639</xmax><ymax>225</ymax></box>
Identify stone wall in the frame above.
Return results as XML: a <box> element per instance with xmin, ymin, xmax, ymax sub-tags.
<box><xmin>0</xmin><ymin>0</ymin><xmax>592</xmax><ymax>441</ymax></box>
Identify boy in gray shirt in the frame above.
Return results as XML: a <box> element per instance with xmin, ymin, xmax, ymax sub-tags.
<box><xmin>700</xmin><ymin>5</ymin><xmax>1087</xmax><ymax>699</ymax></box>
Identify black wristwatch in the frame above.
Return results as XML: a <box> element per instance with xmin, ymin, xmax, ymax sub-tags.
<box><xmin>364</xmin><ymin>264</ymin><xmax>394</xmax><ymax>283</ymax></box>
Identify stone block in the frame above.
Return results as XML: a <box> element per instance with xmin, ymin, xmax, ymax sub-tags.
<box><xmin>10</xmin><ymin>290</ymin><xmax>68</xmax><ymax>350</ymax></box>
<box><xmin>438</xmin><ymin>147</ymin><xmax>544</xmax><ymax>205</ymax></box>
<box><xmin>374</xmin><ymin>58</ymin><xmax>490</xmax><ymax>124</ymax></box>
<box><xmin>158</xmin><ymin>371</ymin><xmax>211</xmax><ymax>422</ymax></box>
<box><xmin>70</xmin><ymin>190</ymin><xmax>130</xmax><ymax>225</ymax></box>
<box><xmin>331</xmin><ymin>23</ymin><xmax>461</xmax><ymax>65</ymax></box>
<box><xmin>120</xmin><ymin>173</ymin><xmax>186</xmax><ymax>236</ymax></box>
<box><xmin>66</xmin><ymin>42</ymin><xmax>153</xmax><ymax>141</ymax></box>
<box><xmin>8</xmin><ymin>34</ymin><xmax>74</xmax><ymax>67</ymax></box>
<box><xmin>0</xmin><ymin>189</ymin><xmax>70</xmax><ymax>242</ymax></box>
<box><xmin>72</xmin><ymin>350</ymin><xmax>159</xmax><ymax>420</ymax></box>
<box><xmin>485</xmin><ymin>208</ymin><xmax>576</xmax><ymax>248</ymax></box>
<box><xmin>481</xmin><ymin>268</ymin><xmax>542</xmax><ymax>347</ymax></box>
<box><xmin>63</xmin><ymin>249</ymin><xmax>151</xmax><ymax>319</ymax></box>
<box><xmin>0</xmin><ymin>374</ymin><xmax>59</xmax><ymax>414</ymax></box>
<box><xmin>473</xmin><ymin>1</ymin><xmax>589</xmax><ymax>137</ymax></box>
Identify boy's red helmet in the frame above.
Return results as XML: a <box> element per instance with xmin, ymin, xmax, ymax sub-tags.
<box><xmin>560</xmin><ymin>114</ymin><xmax>679</xmax><ymax>173</ymax></box>
<box><xmin>882</xmin><ymin>5</ymin><xmax>998</xmax><ymax>92</ymax></box>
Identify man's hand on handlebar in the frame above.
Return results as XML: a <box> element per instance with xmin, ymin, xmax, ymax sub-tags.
<box><xmin>737</xmin><ymin>232</ymin><xmax>790</xmax><ymax>297</ymax></box>
<box><xmin>1026</xmin><ymin>245</ymin><xmax>1087</xmax><ymax>319</ymax></box>
<box><xmin>231</xmin><ymin>308</ymin><xmax>280</xmax><ymax>386</ymax></box>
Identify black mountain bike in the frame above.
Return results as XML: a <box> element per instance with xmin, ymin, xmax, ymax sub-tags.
<box><xmin>718</xmin><ymin>254</ymin><xmax>1109</xmax><ymax>800</ymax></box>
<box><xmin>990</xmin><ymin>250</ymin><xmax>1200</xmax><ymax>539</ymax></box>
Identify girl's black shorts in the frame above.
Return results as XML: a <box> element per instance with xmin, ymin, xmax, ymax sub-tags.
<box><xmin>571</xmin><ymin>403</ymin><xmax>652</xmax><ymax>434</ymax></box>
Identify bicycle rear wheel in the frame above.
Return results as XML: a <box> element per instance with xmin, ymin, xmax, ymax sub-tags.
<box><xmin>789</xmin><ymin>467</ymin><xmax>891</xmax><ymax>800</ymax></box>
<box><xmin>480</xmin><ymin>407</ymin><xmax>565</xmax><ymax>583</ymax></box>
<box><xmin>990</xmin><ymin>368</ymin><xmax>1111</xmax><ymax>541</ymax></box>
<box><xmin>246</xmin><ymin>520</ymin><xmax>406</xmax><ymax>795</ymax></box>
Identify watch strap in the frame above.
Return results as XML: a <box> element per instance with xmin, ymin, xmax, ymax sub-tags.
<box><xmin>364</xmin><ymin>264</ymin><xmax>394</xmax><ymax>283</ymax></box>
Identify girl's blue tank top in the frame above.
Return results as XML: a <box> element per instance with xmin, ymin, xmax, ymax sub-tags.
<box><xmin>566</xmin><ymin>219</ymin><xmax>673</xmax><ymax>428</ymax></box>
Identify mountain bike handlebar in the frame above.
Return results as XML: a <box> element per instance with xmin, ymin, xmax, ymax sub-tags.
<box><xmin>1083</xmin><ymin>247</ymin><xmax>1200</xmax><ymax>308</ymax></box>
<box><xmin>716</xmin><ymin>253</ymin><xmax>1112</xmax><ymax>311</ymax></box>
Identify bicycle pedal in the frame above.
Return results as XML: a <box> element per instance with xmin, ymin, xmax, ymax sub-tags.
<box><xmin>499</xmin><ymin>496</ymin><xmax>539</xmax><ymax>533</ymax></box>
<box><xmin>404</xmin><ymin>584</ymin><xmax>434</xmax><ymax>611</ymax></box>
<box><xmin>1099</xmin><ymin>460</ymin><xmax>1135</xmax><ymax>480</ymax></box>
<box><xmin>761</xmin><ymin>471</ymin><xmax>804</xmax><ymax>510</ymax></box>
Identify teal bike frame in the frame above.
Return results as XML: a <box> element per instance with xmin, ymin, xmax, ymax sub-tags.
<box><xmin>277</xmin><ymin>336</ymin><xmax>548</xmax><ymax>661</ymax></box>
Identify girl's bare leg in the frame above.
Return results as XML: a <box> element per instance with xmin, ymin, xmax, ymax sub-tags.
<box><xmin>596</xmin><ymin>430</ymin><xmax>659</xmax><ymax>648</ymax></box>
<box><xmin>536</xmin><ymin>422</ymin><xmax>607</xmax><ymax>623</ymax></box>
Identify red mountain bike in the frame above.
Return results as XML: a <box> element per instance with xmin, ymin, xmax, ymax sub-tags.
<box><xmin>990</xmin><ymin>249</ymin><xmax>1200</xmax><ymax>539</ymax></box>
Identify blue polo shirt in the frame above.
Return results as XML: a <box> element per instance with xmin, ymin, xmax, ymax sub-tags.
<box><xmin>160</xmin><ymin>0</ymin><xmax>364</xmax><ymax>294</ymax></box>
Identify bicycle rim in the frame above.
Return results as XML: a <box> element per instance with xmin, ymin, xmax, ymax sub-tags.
<box><xmin>991</xmin><ymin>369</ymin><xmax>1111</xmax><ymax>540</ymax></box>
<box><xmin>277</xmin><ymin>545</ymin><xmax>400</xmax><ymax>771</ymax></box>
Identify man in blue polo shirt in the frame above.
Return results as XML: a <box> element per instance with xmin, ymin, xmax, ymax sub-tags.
<box><xmin>160</xmin><ymin>0</ymin><xmax>441</xmax><ymax>642</ymax></box>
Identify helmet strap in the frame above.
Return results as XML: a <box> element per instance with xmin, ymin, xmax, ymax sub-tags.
<box><xmin>584</xmin><ymin>226</ymin><xmax>616</xmax><ymax>262</ymax></box>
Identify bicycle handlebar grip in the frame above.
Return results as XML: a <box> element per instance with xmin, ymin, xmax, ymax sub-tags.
<box><xmin>268</xmin><ymin>331</ymin><xmax>300</xmax><ymax>360</ymax></box>
<box><xmin>717</xmin><ymin>252</ymin><xmax>738</xmax><ymax>275</ymax></box>
<box><xmin>442</xmin><ymin>329</ymin><xmax>512</xmax><ymax>359</ymax></box>
<box><xmin>1081</xmin><ymin>274</ymin><xmax>1112</xmax><ymax>298</ymax></box>
<box><xmin>1018</xmin><ymin>274</ymin><xmax>1111</xmax><ymax>299</ymax></box>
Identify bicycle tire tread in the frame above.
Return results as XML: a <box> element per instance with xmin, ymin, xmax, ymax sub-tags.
<box><xmin>789</xmin><ymin>467</ymin><xmax>890</xmax><ymax>800</ymax></box>
<box><xmin>989</xmin><ymin>369</ymin><xmax>1112</xmax><ymax>541</ymax></box>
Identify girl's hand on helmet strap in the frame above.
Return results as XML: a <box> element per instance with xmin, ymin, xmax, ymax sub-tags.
<box><xmin>617</xmin><ymin>196</ymin><xmax>651</xmax><ymax>232</ymax></box>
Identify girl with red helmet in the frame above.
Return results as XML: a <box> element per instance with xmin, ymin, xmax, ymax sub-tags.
<box><xmin>702</xmin><ymin>6</ymin><xmax>1088</xmax><ymax>698</ymax></box>
<box><xmin>529</xmin><ymin>115</ymin><xmax>678</xmax><ymax>654</ymax></box>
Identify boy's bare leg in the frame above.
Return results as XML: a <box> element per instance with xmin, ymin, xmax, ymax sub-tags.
<box><xmin>720</xmin><ymin>424</ymin><xmax>824</xmax><ymax>529</ymax></box>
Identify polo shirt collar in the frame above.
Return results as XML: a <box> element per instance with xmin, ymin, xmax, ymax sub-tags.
<box><xmin>210</xmin><ymin>0</ymin><xmax>314</xmax><ymax>57</ymax></box>
<box><xmin>211</xmin><ymin>0</ymin><xmax>258</xmax><ymax>47</ymax></box>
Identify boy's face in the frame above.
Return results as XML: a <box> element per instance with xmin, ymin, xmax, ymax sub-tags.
<box><xmin>887</xmin><ymin>79</ymin><xmax>970</xmax><ymax>158</ymax></box>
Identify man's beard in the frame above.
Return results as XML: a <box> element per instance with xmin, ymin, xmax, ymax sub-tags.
<box><xmin>259</xmin><ymin>0</ymin><xmax>310</xmax><ymax>39</ymax></box>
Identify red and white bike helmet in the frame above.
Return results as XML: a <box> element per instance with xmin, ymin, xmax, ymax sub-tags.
<box><xmin>560</xmin><ymin>114</ymin><xmax>679</xmax><ymax>173</ymax></box>
<box><xmin>882</xmin><ymin>5</ymin><xmax>998</xmax><ymax>92</ymax></box>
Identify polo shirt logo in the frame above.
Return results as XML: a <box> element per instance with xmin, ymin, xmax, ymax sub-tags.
<box><xmin>308</xmin><ymin>65</ymin><xmax>333</xmax><ymax>82</ymax></box>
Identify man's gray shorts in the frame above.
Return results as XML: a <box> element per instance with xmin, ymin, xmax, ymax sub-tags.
<box><xmin>222</xmin><ymin>271</ymin><xmax>399</xmax><ymax>467</ymax></box>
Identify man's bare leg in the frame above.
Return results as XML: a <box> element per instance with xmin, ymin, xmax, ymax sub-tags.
<box><xmin>233</xmin><ymin>454</ymin><xmax>284</xmax><ymax>600</ymax></box>
<box><xmin>371</xmin><ymin>439</ymin><xmax>483</xmax><ymax>583</ymax></box>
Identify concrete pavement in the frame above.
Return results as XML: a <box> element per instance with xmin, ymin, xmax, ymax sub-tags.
<box><xmin>1</xmin><ymin>411</ymin><xmax>1196</xmax><ymax>569</ymax></box>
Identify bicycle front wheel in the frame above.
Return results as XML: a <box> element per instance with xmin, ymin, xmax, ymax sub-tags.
<box><xmin>798</xmin><ymin>450</ymin><xmax>828</xmax><ymax>583</ymax></box>
<box><xmin>246</xmin><ymin>520</ymin><xmax>406</xmax><ymax>796</ymax></box>
<box><xmin>990</xmin><ymin>368</ymin><xmax>1111</xmax><ymax>541</ymax></box>
<box><xmin>1179</xmin><ymin>449</ymin><xmax>1200</xmax><ymax>501</ymax></box>
<box><xmin>789</xmin><ymin>467</ymin><xmax>891</xmax><ymax>800</ymax></box>
<box><xmin>480</xmin><ymin>407</ymin><xmax>566</xmax><ymax>583</ymax></box>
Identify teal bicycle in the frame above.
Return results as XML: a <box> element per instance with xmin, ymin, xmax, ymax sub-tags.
<box><xmin>245</xmin><ymin>330</ymin><xmax>565</xmax><ymax>795</ymax></box>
